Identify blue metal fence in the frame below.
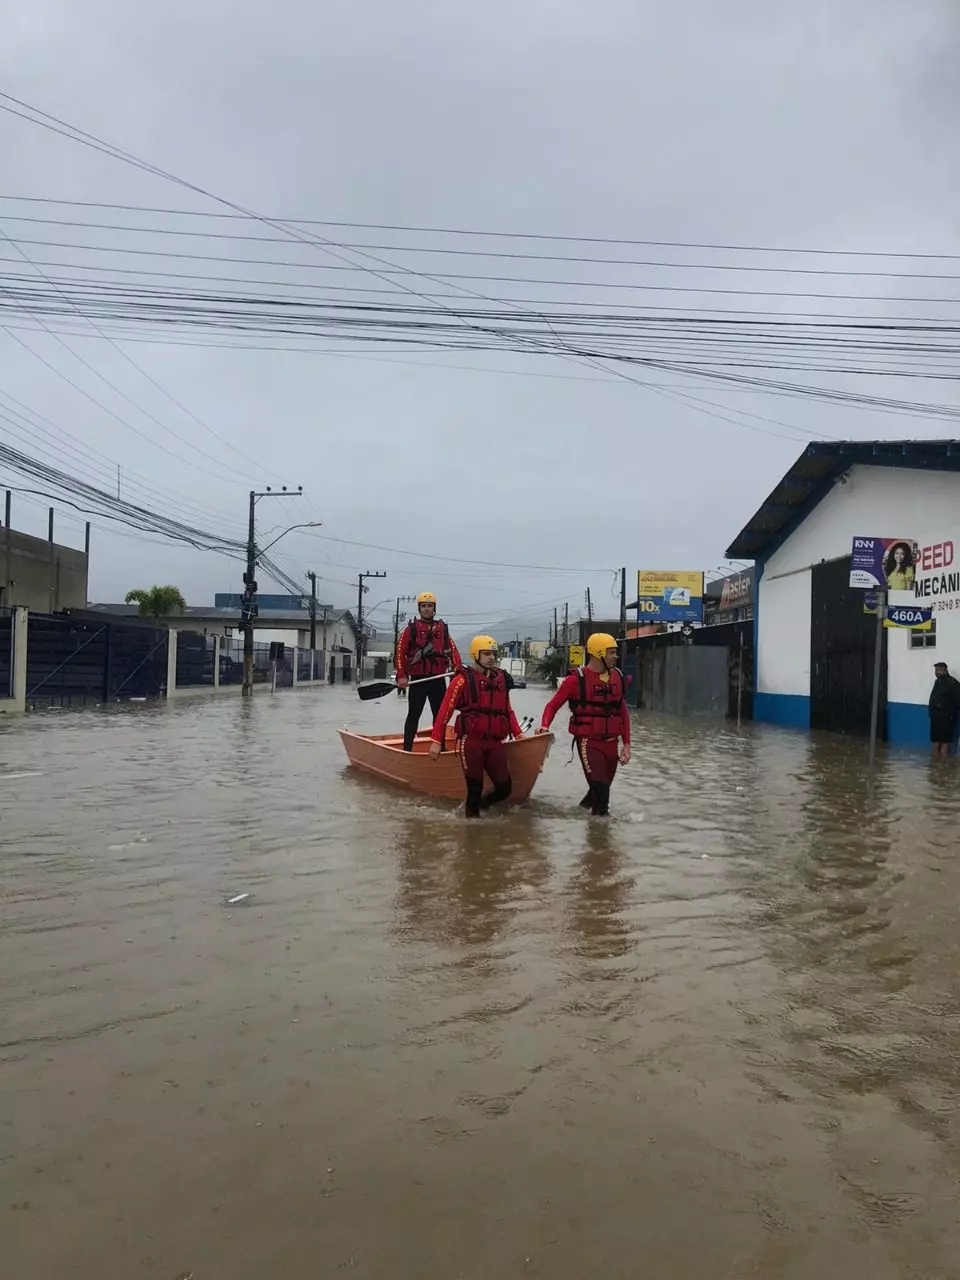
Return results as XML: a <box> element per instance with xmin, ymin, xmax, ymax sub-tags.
<box><xmin>25</xmin><ymin>613</ymin><xmax>169</xmax><ymax>708</ymax></box>
<box><xmin>220</xmin><ymin>637</ymin><xmax>272</xmax><ymax>685</ymax></box>
<box><xmin>175</xmin><ymin>631</ymin><xmax>215</xmax><ymax>688</ymax></box>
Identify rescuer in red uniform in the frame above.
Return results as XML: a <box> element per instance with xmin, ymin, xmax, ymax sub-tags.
<box><xmin>537</xmin><ymin>632</ymin><xmax>631</xmax><ymax>816</ymax></box>
<box><xmin>429</xmin><ymin>635</ymin><xmax>524</xmax><ymax>818</ymax></box>
<box><xmin>395</xmin><ymin>591</ymin><xmax>462</xmax><ymax>751</ymax></box>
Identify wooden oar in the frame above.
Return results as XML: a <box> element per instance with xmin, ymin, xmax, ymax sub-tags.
<box><xmin>357</xmin><ymin>674</ymin><xmax>450</xmax><ymax>702</ymax></box>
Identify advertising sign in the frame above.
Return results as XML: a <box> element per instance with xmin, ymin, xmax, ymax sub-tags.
<box><xmin>911</xmin><ymin>537</ymin><xmax>960</xmax><ymax>613</ymax></box>
<box><xmin>884</xmin><ymin>604</ymin><xmax>933</xmax><ymax>631</ymax></box>
<box><xmin>849</xmin><ymin>537</ymin><xmax>918</xmax><ymax>590</ymax></box>
<box><xmin>636</xmin><ymin>570</ymin><xmax>704</xmax><ymax>623</ymax></box>
<box><xmin>719</xmin><ymin>569</ymin><xmax>753</xmax><ymax>613</ymax></box>
<box><xmin>568</xmin><ymin>644</ymin><xmax>585</xmax><ymax>668</ymax></box>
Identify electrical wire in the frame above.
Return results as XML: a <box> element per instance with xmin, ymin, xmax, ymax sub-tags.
<box><xmin>3</xmin><ymin>194</ymin><xmax>959</xmax><ymax>262</ymax></box>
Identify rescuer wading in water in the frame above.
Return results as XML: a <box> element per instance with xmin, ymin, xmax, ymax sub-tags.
<box><xmin>537</xmin><ymin>632</ymin><xmax>631</xmax><ymax>816</ymax></box>
<box><xmin>429</xmin><ymin>635</ymin><xmax>523</xmax><ymax>818</ymax></box>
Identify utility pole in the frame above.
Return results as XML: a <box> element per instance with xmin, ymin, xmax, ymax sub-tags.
<box><xmin>563</xmin><ymin>601</ymin><xmax>569</xmax><ymax>657</ymax></box>
<box><xmin>553</xmin><ymin>606</ymin><xmax>558</xmax><ymax>649</ymax></box>
<box><xmin>356</xmin><ymin>570</ymin><xmax>386</xmax><ymax>680</ymax></box>
<box><xmin>241</xmin><ymin>484</ymin><xmax>303</xmax><ymax>696</ymax></box>
<box><xmin>619</xmin><ymin>566</ymin><xmax>627</xmax><ymax>669</ymax></box>
<box><xmin>586</xmin><ymin>587</ymin><xmax>593</xmax><ymax>622</ymax></box>
<box><xmin>306</xmin><ymin>571</ymin><xmax>318</xmax><ymax>651</ymax></box>
<box><xmin>393</xmin><ymin>594</ymin><xmax>415</xmax><ymax>665</ymax></box>
<box><xmin>320</xmin><ymin>604</ymin><xmax>330</xmax><ymax>669</ymax></box>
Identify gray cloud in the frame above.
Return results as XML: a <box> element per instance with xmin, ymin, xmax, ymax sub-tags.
<box><xmin>1</xmin><ymin>0</ymin><xmax>958</xmax><ymax>637</ymax></box>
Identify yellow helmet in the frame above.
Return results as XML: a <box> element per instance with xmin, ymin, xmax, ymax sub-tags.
<box><xmin>586</xmin><ymin>632</ymin><xmax>618</xmax><ymax>661</ymax></box>
<box><xmin>416</xmin><ymin>591</ymin><xmax>437</xmax><ymax>606</ymax></box>
<box><xmin>469</xmin><ymin>634</ymin><xmax>498</xmax><ymax>663</ymax></box>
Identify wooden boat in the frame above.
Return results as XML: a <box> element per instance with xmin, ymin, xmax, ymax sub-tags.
<box><xmin>338</xmin><ymin>726</ymin><xmax>554</xmax><ymax>802</ymax></box>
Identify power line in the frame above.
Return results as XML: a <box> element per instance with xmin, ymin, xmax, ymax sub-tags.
<box><xmin>4</xmin><ymin>252</ymin><xmax>958</xmax><ymax>324</ymax></box>
<box><xmin>10</xmin><ymin>234</ymin><xmax>960</xmax><ymax>304</ymax></box>
<box><xmin>298</xmin><ymin>531</ymin><xmax>613</xmax><ymax>574</ymax></box>
<box><xmin>3</xmin><ymin>194</ymin><xmax>959</xmax><ymax>262</ymax></box>
<box><xmin>0</xmin><ymin>439</ymin><xmax>246</xmax><ymax>554</ymax></box>
<box><xmin>7</xmin><ymin>213</ymin><xmax>960</xmax><ymax>281</ymax></box>
<box><xmin>2</xmin><ymin>93</ymin><xmax>956</xmax><ymax>453</ymax></box>
<box><xmin>0</xmin><ymin>225</ymin><xmax>283</xmax><ymax>484</ymax></box>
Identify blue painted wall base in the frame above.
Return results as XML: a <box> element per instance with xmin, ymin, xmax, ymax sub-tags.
<box><xmin>886</xmin><ymin>701</ymin><xmax>931</xmax><ymax>749</ymax></box>
<box><xmin>755</xmin><ymin>695</ymin><xmax>934</xmax><ymax>749</ymax></box>
<box><xmin>754</xmin><ymin>692</ymin><xmax>810</xmax><ymax>729</ymax></box>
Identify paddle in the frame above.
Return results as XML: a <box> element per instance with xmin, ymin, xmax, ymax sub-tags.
<box><xmin>357</xmin><ymin>675</ymin><xmax>450</xmax><ymax>702</ymax></box>
<box><xmin>514</xmin><ymin>715</ymin><xmax>534</xmax><ymax>739</ymax></box>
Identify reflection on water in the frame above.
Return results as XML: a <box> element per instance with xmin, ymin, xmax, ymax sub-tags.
<box><xmin>3</xmin><ymin>691</ymin><xmax>960</xmax><ymax>1278</ymax></box>
<box><xmin>564</xmin><ymin>821</ymin><xmax>635</xmax><ymax>961</ymax></box>
<box><xmin>395</xmin><ymin>813</ymin><xmax>551</xmax><ymax>952</ymax></box>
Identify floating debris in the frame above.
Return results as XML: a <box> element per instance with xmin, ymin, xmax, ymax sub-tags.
<box><xmin>225</xmin><ymin>893</ymin><xmax>251</xmax><ymax>906</ymax></box>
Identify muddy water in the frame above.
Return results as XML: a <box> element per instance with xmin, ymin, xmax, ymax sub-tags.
<box><xmin>2</xmin><ymin>686</ymin><xmax>960</xmax><ymax>1278</ymax></box>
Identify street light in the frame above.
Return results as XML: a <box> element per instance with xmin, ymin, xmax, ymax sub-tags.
<box><xmin>258</xmin><ymin>521</ymin><xmax>322</xmax><ymax>555</ymax></box>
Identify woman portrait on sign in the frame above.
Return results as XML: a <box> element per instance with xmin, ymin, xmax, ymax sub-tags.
<box><xmin>884</xmin><ymin>541</ymin><xmax>916</xmax><ymax>590</ymax></box>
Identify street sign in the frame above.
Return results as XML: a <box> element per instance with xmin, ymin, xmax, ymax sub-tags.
<box><xmin>568</xmin><ymin>644</ymin><xmax>585</xmax><ymax>668</ymax></box>
<box><xmin>884</xmin><ymin>604</ymin><xmax>933</xmax><ymax>631</ymax></box>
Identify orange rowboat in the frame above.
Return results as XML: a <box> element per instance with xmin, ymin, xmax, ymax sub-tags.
<box><xmin>338</xmin><ymin>726</ymin><xmax>554</xmax><ymax>803</ymax></box>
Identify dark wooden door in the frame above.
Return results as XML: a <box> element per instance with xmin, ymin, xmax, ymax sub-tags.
<box><xmin>810</xmin><ymin>556</ymin><xmax>886</xmax><ymax>737</ymax></box>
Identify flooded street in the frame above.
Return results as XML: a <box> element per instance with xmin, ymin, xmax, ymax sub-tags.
<box><xmin>3</xmin><ymin>685</ymin><xmax>960</xmax><ymax>1278</ymax></box>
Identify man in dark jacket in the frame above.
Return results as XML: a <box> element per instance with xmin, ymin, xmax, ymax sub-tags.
<box><xmin>929</xmin><ymin>662</ymin><xmax>960</xmax><ymax>757</ymax></box>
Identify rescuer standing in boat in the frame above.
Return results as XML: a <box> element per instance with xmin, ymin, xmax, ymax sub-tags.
<box><xmin>395</xmin><ymin>591</ymin><xmax>462</xmax><ymax>751</ymax></box>
<box><xmin>536</xmin><ymin>632</ymin><xmax>631</xmax><ymax>816</ymax></box>
<box><xmin>429</xmin><ymin>635</ymin><xmax>524</xmax><ymax>817</ymax></box>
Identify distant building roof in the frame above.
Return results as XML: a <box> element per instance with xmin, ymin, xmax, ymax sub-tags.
<box><xmin>85</xmin><ymin>602</ymin><xmax>359</xmax><ymax>632</ymax></box>
<box><xmin>726</xmin><ymin>439</ymin><xmax>960</xmax><ymax>561</ymax></box>
<box><xmin>214</xmin><ymin>592</ymin><xmax>334</xmax><ymax>612</ymax></box>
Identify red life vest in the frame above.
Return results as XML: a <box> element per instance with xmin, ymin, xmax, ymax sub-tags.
<box><xmin>405</xmin><ymin>618</ymin><xmax>452</xmax><ymax>676</ymax></box>
<box><xmin>457</xmin><ymin>667</ymin><xmax>512</xmax><ymax>740</ymax></box>
<box><xmin>569</xmin><ymin>666</ymin><xmax>626</xmax><ymax>740</ymax></box>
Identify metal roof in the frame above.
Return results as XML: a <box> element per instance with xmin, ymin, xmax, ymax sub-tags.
<box><xmin>725</xmin><ymin>439</ymin><xmax>960</xmax><ymax>561</ymax></box>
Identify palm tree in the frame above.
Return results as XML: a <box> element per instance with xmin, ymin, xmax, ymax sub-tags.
<box><xmin>125</xmin><ymin>585</ymin><xmax>187</xmax><ymax>620</ymax></box>
<box><xmin>535</xmin><ymin>649</ymin><xmax>567</xmax><ymax>689</ymax></box>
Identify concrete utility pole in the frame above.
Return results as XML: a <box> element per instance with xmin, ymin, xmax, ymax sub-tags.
<box><xmin>306</xmin><ymin>571</ymin><xmax>318</xmax><ymax>651</ymax></box>
<box><xmin>241</xmin><ymin>485</ymin><xmax>303</xmax><ymax>697</ymax></box>
<box><xmin>563</xmin><ymin>601</ymin><xmax>569</xmax><ymax>654</ymax></box>
<box><xmin>393</xmin><ymin>594</ymin><xmax>415</xmax><ymax>663</ymax></box>
<box><xmin>619</xmin><ymin>566</ymin><xmax>627</xmax><ymax>669</ymax></box>
<box><xmin>356</xmin><ymin>570</ymin><xmax>386</xmax><ymax>679</ymax></box>
<box><xmin>586</xmin><ymin>587</ymin><xmax>593</xmax><ymax>622</ymax></box>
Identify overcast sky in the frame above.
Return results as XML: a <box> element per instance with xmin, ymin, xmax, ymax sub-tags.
<box><xmin>2</xmin><ymin>0</ymin><xmax>958</xmax><ymax>641</ymax></box>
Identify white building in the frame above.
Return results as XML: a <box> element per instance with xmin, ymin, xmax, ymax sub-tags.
<box><xmin>726</xmin><ymin>440</ymin><xmax>960</xmax><ymax>749</ymax></box>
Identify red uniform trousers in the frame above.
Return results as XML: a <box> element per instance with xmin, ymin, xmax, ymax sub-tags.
<box><xmin>576</xmin><ymin>737</ymin><xmax>620</xmax><ymax>816</ymax></box>
<box><xmin>458</xmin><ymin>733</ymin><xmax>512</xmax><ymax>817</ymax></box>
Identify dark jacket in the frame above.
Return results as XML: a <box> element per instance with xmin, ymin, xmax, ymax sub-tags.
<box><xmin>929</xmin><ymin>674</ymin><xmax>960</xmax><ymax>716</ymax></box>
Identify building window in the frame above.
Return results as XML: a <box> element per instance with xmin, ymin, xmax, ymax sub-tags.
<box><xmin>909</xmin><ymin>619</ymin><xmax>937</xmax><ymax>650</ymax></box>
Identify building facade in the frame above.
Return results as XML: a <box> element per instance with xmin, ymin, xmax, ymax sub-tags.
<box><xmin>1</xmin><ymin>525</ymin><xmax>89</xmax><ymax>613</ymax></box>
<box><xmin>727</xmin><ymin>441</ymin><xmax>960</xmax><ymax>749</ymax></box>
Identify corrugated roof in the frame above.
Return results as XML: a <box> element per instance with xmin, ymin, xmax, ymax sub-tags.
<box><xmin>725</xmin><ymin>439</ymin><xmax>960</xmax><ymax>560</ymax></box>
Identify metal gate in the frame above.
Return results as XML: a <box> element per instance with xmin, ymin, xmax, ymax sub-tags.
<box><xmin>810</xmin><ymin>556</ymin><xmax>885</xmax><ymax>737</ymax></box>
<box><xmin>637</xmin><ymin>644</ymin><xmax>729</xmax><ymax>717</ymax></box>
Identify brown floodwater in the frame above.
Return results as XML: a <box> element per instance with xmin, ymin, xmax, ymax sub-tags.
<box><xmin>2</xmin><ymin>685</ymin><xmax>960</xmax><ymax>1278</ymax></box>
